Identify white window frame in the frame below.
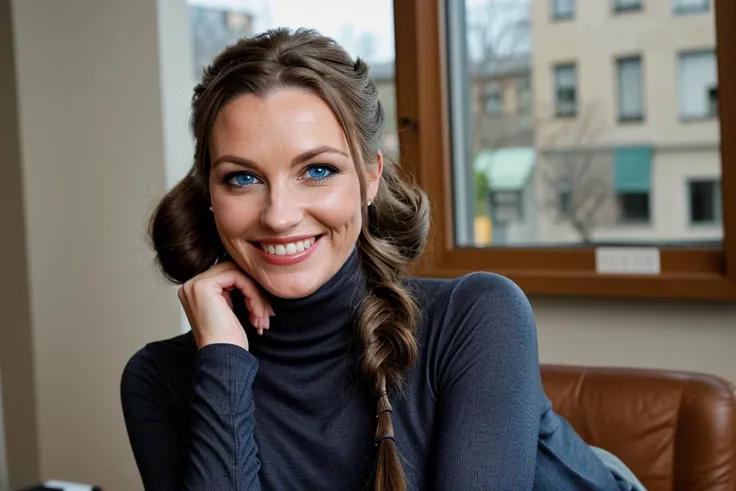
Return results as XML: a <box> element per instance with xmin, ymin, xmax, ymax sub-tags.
<box><xmin>678</xmin><ymin>50</ymin><xmax>718</xmax><ymax>120</ymax></box>
<box><xmin>617</xmin><ymin>55</ymin><xmax>644</xmax><ymax>121</ymax></box>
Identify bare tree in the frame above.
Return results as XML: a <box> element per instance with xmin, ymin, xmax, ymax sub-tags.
<box><xmin>466</xmin><ymin>0</ymin><xmax>530</xmax><ymax>64</ymax></box>
<box><xmin>538</xmin><ymin>108</ymin><xmax>617</xmax><ymax>243</ymax></box>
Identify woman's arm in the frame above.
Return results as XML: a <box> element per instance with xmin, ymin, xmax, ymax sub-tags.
<box><xmin>431</xmin><ymin>273</ymin><xmax>620</xmax><ymax>490</ymax></box>
<box><xmin>121</xmin><ymin>343</ymin><xmax>261</xmax><ymax>490</ymax></box>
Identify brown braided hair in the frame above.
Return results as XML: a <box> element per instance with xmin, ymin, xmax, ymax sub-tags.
<box><xmin>149</xmin><ymin>28</ymin><xmax>429</xmax><ymax>490</ymax></box>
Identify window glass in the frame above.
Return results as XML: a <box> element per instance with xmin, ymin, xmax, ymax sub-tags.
<box><xmin>451</xmin><ymin>0</ymin><xmax>722</xmax><ymax>248</ymax></box>
<box><xmin>672</xmin><ymin>0</ymin><xmax>710</xmax><ymax>14</ymax></box>
<box><xmin>617</xmin><ymin>56</ymin><xmax>644</xmax><ymax>121</ymax></box>
<box><xmin>678</xmin><ymin>51</ymin><xmax>718</xmax><ymax>119</ymax></box>
<box><xmin>613</xmin><ymin>0</ymin><xmax>642</xmax><ymax>12</ymax></box>
<box><xmin>552</xmin><ymin>0</ymin><xmax>574</xmax><ymax>19</ymax></box>
<box><xmin>186</xmin><ymin>0</ymin><xmax>398</xmax><ymax>160</ymax></box>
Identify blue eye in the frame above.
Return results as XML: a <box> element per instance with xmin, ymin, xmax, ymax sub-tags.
<box><xmin>305</xmin><ymin>166</ymin><xmax>334</xmax><ymax>181</ymax></box>
<box><xmin>226</xmin><ymin>172</ymin><xmax>260</xmax><ymax>188</ymax></box>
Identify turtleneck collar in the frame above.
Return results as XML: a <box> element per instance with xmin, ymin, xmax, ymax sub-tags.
<box><xmin>247</xmin><ymin>247</ymin><xmax>366</xmax><ymax>358</ymax></box>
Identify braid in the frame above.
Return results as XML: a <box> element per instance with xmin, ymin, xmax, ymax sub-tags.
<box><xmin>357</xmin><ymin>155</ymin><xmax>429</xmax><ymax>491</ymax></box>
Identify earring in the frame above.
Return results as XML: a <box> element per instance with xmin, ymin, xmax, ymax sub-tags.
<box><xmin>209</xmin><ymin>206</ymin><xmax>213</xmax><ymax>212</ymax></box>
<box><xmin>367</xmin><ymin>201</ymin><xmax>373</xmax><ymax>207</ymax></box>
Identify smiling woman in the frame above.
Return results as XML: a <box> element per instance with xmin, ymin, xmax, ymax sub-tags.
<box><xmin>121</xmin><ymin>28</ymin><xmax>640</xmax><ymax>491</ymax></box>
<box><xmin>206</xmin><ymin>90</ymin><xmax>377</xmax><ymax>298</ymax></box>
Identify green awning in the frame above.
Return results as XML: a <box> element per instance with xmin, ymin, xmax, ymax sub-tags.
<box><xmin>614</xmin><ymin>147</ymin><xmax>652</xmax><ymax>192</ymax></box>
<box><xmin>474</xmin><ymin>147</ymin><xmax>536</xmax><ymax>191</ymax></box>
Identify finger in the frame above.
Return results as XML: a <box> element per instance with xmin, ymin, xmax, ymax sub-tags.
<box><xmin>208</xmin><ymin>268</ymin><xmax>269</xmax><ymax>318</ymax></box>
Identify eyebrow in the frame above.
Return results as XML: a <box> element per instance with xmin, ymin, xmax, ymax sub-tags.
<box><xmin>211</xmin><ymin>145</ymin><xmax>350</xmax><ymax>170</ymax></box>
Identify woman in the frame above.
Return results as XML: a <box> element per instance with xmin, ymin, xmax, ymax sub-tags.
<box><xmin>121</xmin><ymin>28</ymin><xmax>634</xmax><ymax>490</ymax></box>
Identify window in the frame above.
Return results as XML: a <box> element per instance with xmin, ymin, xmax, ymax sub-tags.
<box><xmin>552</xmin><ymin>0</ymin><xmax>575</xmax><ymax>20</ymax></box>
<box><xmin>557</xmin><ymin>180</ymin><xmax>573</xmax><ymax>214</ymax></box>
<box><xmin>613</xmin><ymin>0</ymin><xmax>643</xmax><ymax>13</ymax></box>
<box><xmin>617</xmin><ymin>56</ymin><xmax>644</xmax><ymax>121</ymax></box>
<box><xmin>678</xmin><ymin>50</ymin><xmax>718</xmax><ymax>119</ymax></box>
<box><xmin>517</xmin><ymin>78</ymin><xmax>532</xmax><ymax>116</ymax></box>
<box><xmin>618</xmin><ymin>192</ymin><xmax>650</xmax><ymax>222</ymax></box>
<box><xmin>187</xmin><ymin>0</ymin><xmax>398</xmax><ymax>159</ymax></box>
<box><xmin>689</xmin><ymin>180</ymin><xmax>722</xmax><ymax>224</ymax></box>
<box><xmin>482</xmin><ymin>82</ymin><xmax>503</xmax><ymax>116</ymax></box>
<box><xmin>399</xmin><ymin>0</ymin><xmax>736</xmax><ymax>299</ymax></box>
<box><xmin>672</xmin><ymin>0</ymin><xmax>710</xmax><ymax>14</ymax></box>
<box><xmin>554</xmin><ymin>64</ymin><xmax>577</xmax><ymax>117</ymax></box>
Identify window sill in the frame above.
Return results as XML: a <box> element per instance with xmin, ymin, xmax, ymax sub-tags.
<box><xmin>411</xmin><ymin>248</ymin><xmax>736</xmax><ymax>301</ymax></box>
<box><xmin>551</xmin><ymin>14</ymin><xmax>575</xmax><ymax>22</ymax></box>
<box><xmin>673</xmin><ymin>7</ymin><xmax>710</xmax><ymax>15</ymax></box>
<box><xmin>555</xmin><ymin>112</ymin><xmax>578</xmax><ymax>119</ymax></box>
<box><xmin>618</xmin><ymin>116</ymin><xmax>645</xmax><ymax>124</ymax></box>
<box><xmin>613</xmin><ymin>6</ymin><xmax>643</xmax><ymax>14</ymax></box>
<box><xmin>680</xmin><ymin>115</ymin><xmax>718</xmax><ymax>123</ymax></box>
<box><xmin>689</xmin><ymin>221</ymin><xmax>723</xmax><ymax>227</ymax></box>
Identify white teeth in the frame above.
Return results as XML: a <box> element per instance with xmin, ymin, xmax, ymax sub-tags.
<box><xmin>260</xmin><ymin>237</ymin><xmax>317</xmax><ymax>257</ymax></box>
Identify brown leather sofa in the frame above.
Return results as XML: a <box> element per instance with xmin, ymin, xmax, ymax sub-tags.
<box><xmin>541</xmin><ymin>365</ymin><xmax>736</xmax><ymax>491</ymax></box>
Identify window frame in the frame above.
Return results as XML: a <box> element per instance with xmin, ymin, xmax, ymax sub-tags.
<box><xmin>393</xmin><ymin>0</ymin><xmax>736</xmax><ymax>300</ymax></box>
<box><xmin>554</xmin><ymin>63</ymin><xmax>578</xmax><ymax>118</ymax></box>
<box><xmin>687</xmin><ymin>179</ymin><xmax>723</xmax><ymax>226</ymax></box>
<box><xmin>551</xmin><ymin>0</ymin><xmax>575</xmax><ymax>20</ymax></box>
<box><xmin>616</xmin><ymin>55</ymin><xmax>645</xmax><ymax>122</ymax></box>
<box><xmin>672</xmin><ymin>0</ymin><xmax>710</xmax><ymax>15</ymax></box>
<box><xmin>617</xmin><ymin>191</ymin><xmax>651</xmax><ymax>224</ymax></box>
<box><xmin>678</xmin><ymin>49</ymin><xmax>719</xmax><ymax>121</ymax></box>
<box><xmin>613</xmin><ymin>0</ymin><xmax>643</xmax><ymax>14</ymax></box>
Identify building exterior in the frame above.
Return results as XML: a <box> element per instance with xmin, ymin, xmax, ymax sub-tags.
<box><xmin>525</xmin><ymin>0</ymin><xmax>720</xmax><ymax>246</ymax></box>
<box><xmin>189</xmin><ymin>2</ymin><xmax>257</xmax><ymax>80</ymax></box>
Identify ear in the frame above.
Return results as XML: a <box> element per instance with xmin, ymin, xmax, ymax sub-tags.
<box><xmin>366</xmin><ymin>150</ymin><xmax>384</xmax><ymax>204</ymax></box>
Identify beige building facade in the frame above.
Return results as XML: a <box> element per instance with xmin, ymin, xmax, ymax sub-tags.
<box><xmin>528</xmin><ymin>0</ymin><xmax>721</xmax><ymax>245</ymax></box>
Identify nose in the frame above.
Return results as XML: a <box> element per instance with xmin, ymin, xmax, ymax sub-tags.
<box><xmin>260</xmin><ymin>184</ymin><xmax>304</xmax><ymax>233</ymax></box>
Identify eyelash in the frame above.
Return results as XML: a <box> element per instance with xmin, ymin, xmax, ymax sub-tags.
<box><xmin>221</xmin><ymin>164</ymin><xmax>341</xmax><ymax>189</ymax></box>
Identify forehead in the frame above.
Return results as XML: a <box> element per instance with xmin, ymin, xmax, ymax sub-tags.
<box><xmin>210</xmin><ymin>89</ymin><xmax>351</xmax><ymax>158</ymax></box>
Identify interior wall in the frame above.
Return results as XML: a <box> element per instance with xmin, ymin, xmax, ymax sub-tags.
<box><xmin>0</xmin><ymin>0</ymin><xmax>40</xmax><ymax>488</ymax></box>
<box><xmin>534</xmin><ymin>297</ymin><xmax>736</xmax><ymax>384</ymax></box>
<box><xmin>9</xmin><ymin>0</ymin><xmax>185</xmax><ymax>489</ymax></box>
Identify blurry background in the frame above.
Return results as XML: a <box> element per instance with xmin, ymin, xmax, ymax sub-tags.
<box><xmin>1</xmin><ymin>0</ymin><xmax>734</xmax><ymax>490</ymax></box>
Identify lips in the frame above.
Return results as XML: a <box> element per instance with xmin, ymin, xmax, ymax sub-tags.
<box><xmin>259</xmin><ymin>236</ymin><xmax>317</xmax><ymax>257</ymax></box>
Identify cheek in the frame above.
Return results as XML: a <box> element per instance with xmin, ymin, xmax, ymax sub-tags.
<box><xmin>308</xmin><ymin>180</ymin><xmax>363</xmax><ymax>231</ymax></box>
<box><xmin>212</xmin><ymin>195</ymin><xmax>260</xmax><ymax>238</ymax></box>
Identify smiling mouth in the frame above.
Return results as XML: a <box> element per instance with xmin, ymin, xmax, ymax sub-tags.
<box><xmin>255</xmin><ymin>236</ymin><xmax>320</xmax><ymax>257</ymax></box>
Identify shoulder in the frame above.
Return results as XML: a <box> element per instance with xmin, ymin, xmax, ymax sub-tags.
<box><xmin>121</xmin><ymin>332</ymin><xmax>197</xmax><ymax>399</ymax></box>
<box><xmin>407</xmin><ymin>272</ymin><xmax>534</xmax><ymax>332</ymax></box>
<box><xmin>406</xmin><ymin>273</ymin><xmax>538</xmax><ymax>381</ymax></box>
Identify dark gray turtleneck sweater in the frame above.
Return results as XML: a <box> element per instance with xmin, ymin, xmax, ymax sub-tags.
<box><xmin>121</xmin><ymin>251</ymin><xmax>627</xmax><ymax>490</ymax></box>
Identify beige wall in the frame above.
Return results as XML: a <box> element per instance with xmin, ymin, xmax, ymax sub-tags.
<box><xmin>1</xmin><ymin>2</ymin><xmax>735</xmax><ymax>491</ymax></box>
<box><xmin>534</xmin><ymin>298</ymin><xmax>736</xmax><ymax>387</ymax></box>
<box><xmin>531</xmin><ymin>0</ymin><xmax>718</xmax><ymax>146</ymax></box>
<box><xmin>529</xmin><ymin>0</ymin><xmax>721</xmax><ymax>243</ymax></box>
<box><xmin>0</xmin><ymin>0</ymin><xmax>39</xmax><ymax>487</ymax></box>
<box><xmin>6</xmin><ymin>0</ymin><xmax>186</xmax><ymax>489</ymax></box>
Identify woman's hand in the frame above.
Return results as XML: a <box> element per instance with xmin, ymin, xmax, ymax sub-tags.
<box><xmin>178</xmin><ymin>262</ymin><xmax>274</xmax><ymax>350</ymax></box>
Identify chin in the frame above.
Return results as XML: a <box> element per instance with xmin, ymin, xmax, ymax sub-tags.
<box><xmin>259</xmin><ymin>271</ymin><xmax>323</xmax><ymax>299</ymax></box>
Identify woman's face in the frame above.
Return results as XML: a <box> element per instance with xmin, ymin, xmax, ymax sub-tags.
<box><xmin>208</xmin><ymin>89</ymin><xmax>382</xmax><ymax>299</ymax></box>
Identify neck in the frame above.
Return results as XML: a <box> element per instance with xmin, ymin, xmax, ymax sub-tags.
<box><xmin>247</xmin><ymin>248</ymin><xmax>366</xmax><ymax>357</ymax></box>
